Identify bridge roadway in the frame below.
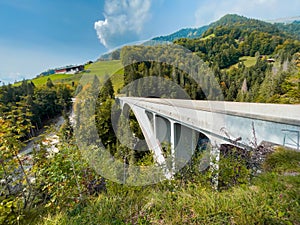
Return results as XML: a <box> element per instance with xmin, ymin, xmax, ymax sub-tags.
<box><xmin>117</xmin><ymin>97</ymin><xmax>300</xmax><ymax>178</ymax></box>
<box><xmin>118</xmin><ymin>97</ymin><xmax>300</xmax><ymax>147</ymax></box>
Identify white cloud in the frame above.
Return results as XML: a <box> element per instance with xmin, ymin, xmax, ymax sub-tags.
<box><xmin>195</xmin><ymin>0</ymin><xmax>300</xmax><ymax>27</ymax></box>
<box><xmin>94</xmin><ymin>0</ymin><xmax>151</xmax><ymax>49</ymax></box>
<box><xmin>0</xmin><ymin>72</ymin><xmax>22</xmax><ymax>85</ymax></box>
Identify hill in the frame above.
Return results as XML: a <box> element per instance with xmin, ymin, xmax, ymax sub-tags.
<box><xmin>1</xmin><ymin>14</ymin><xmax>300</xmax><ymax>225</ymax></box>
<box><xmin>120</xmin><ymin>14</ymin><xmax>300</xmax><ymax>103</ymax></box>
<box><xmin>13</xmin><ymin>14</ymin><xmax>300</xmax><ymax>101</ymax></box>
<box><xmin>98</xmin><ymin>14</ymin><xmax>300</xmax><ymax>61</ymax></box>
<box><xmin>274</xmin><ymin>20</ymin><xmax>300</xmax><ymax>39</ymax></box>
<box><xmin>151</xmin><ymin>14</ymin><xmax>300</xmax><ymax>43</ymax></box>
<box><xmin>16</xmin><ymin>60</ymin><xmax>124</xmax><ymax>92</ymax></box>
<box><xmin>150</xmin><ymin>14</ymin><xmax>253</xmax><ymax>43</ymax></box>
<box><xmin>152</xmin><ymin>26</ymin><xmax>209</xmax><ymax>42</ymax></box>
<box><xmin>83</xmin><ymin>60</ymin><xmax>124</xmax><ymax>92</ymax></box>
<box><xmin>206</xmin><ymin>14</ymin><xmax>300</xmax><ymax>40</ymax></box>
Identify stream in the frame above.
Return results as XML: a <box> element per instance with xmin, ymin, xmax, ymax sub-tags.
<box><xmin>19</xmin><ymin>115</ymin><xmax>65</xmax><ymax>156</ymax></box>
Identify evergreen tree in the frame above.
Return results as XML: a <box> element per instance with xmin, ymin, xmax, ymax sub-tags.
<box><xmin>46</xmin><ymin>78</ymin><xmax>54</xmax><ymax>88</ymax></box>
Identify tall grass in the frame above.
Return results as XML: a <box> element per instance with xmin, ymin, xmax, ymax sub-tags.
<box><xmin>25</xmin><ymin>148</ymin><xmax>300</xmax><ymax>225</ymax></box>
<box><xmin>263</xmin><ymin>147</ymin><xmax>300</xmax><ymax>173</ymax></box>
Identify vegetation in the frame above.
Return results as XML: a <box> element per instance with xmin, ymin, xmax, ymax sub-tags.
<box><xmin>6</xmin><ymin>146</ymin><xmax>298</xmax><ymax>225</ymax></box>
<box><xmin>153</xmin><ymin>14</ymin><xmax>300</xmax><ymax>43</ymax></box>
<box><xmin>13</xmin><ymin>60</ymin><xmax>124</xmax><ymax>93</ymax></box>
<box><xmin>0</xmin><ymin>79</ymin><xmax>75</xmax><ymax>225</ymax></box>
<box><xmin>85</xmin><ymin>60</ymin><xmax>123</xmax><ymax>77</ymax></box>
<box><xmin>29</xmin><ymin>74</ymin><xmax>78</xmax><ymax>87</ymax></box>
<box><xmin>232</xmin><ymin>56</ymin><xmax>257</xmax><ymax>68</ymax></box>
<box><xmin>116</xmin><ymin>14</ymin><xmax>300</xmax><ymax>103</ymax></box>
<box><xmin>0</xmin><ymin>80</ymin><xmax>73</xmax><ymax>136</ymax></box>
<box><xmin>84</xmin><ymin>60</ymin><xmax>124</xmax><ymax>92</ymax></box>
<box><xmin>1</xmin><ymin>14</ymin><xmax>300</xmax><ymax>225</ymax></box>
<box><xmin>152</xmin><ymin>26</ymin><xmax>209</xmax><ymax>42</ymax></box>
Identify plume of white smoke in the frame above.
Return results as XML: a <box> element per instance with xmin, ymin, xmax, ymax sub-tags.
<box><xmin>94</xmin><ymin>0</ymin><xmax>151</xmax><ymax>49</ymax></box>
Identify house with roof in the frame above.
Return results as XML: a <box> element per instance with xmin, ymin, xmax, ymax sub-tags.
<box><xmin>55</xmin><ymin>65</ymin><xmax>84</xmax><ymax>74</ymax></box>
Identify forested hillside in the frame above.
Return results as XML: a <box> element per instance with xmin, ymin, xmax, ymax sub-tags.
<box><xmin>0</xmin><ymin>79</ymin><xmax>73</xmax><ymax>138</ymax></box>
<box><xmin>120</xmin><ymin>14</ymin><xmax>300</xmax><ymax>103</ymax></box>
<box><xmin>91</xmin><ymin>15</ymin><xmax>300</xmax><ymax>185</ymax></box>
<box><xmin>1</xmin><ymin>14</ymin><xmax>300</xmax><ymax>225</ymax></box>
<box><xmin>152</xmin><ymin>26</ymin><xmax>209</xmax><ymax>42</ymax></box>
<box><xmin>152</xmin><ymin>14</ymin><xmax>300</xmax><ymax>43</ymax></box>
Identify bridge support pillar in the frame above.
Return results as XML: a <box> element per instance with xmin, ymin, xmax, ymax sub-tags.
<box><xmin>170</xmin><ymin>121</ymin><xmax>176</xmax><ymax>176</ymax></box>
<box><xmin>153</xmin><ymin>112</ymin><xmax>157</xmax><ymax>138</ymax></box>
<box><xmin>208</xmin><ymin>138</ymin><xmax>221</xmax><ymax>190</ymax></box>
<box><xmin>129</xmin><ymin>106</ymin><xmax>173</xmax><ymax>179</ymax></box>
<box><xmin>191</xmin><ymin>130</ymin><xmax>196</xmax><ymax>156</ymax></box>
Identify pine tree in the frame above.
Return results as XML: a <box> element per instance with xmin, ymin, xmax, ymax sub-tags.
<box><xmin>46</xmin><ymin>78</ymin><xmax>54</xmax><ymax>88</ymax></box>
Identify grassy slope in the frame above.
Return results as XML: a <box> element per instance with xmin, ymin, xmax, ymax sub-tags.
<box><xmin>18</xmin><ymin>60</ymin><xmax>124</xmax><ymax>92</ymax></box>
<box><xmin>85</xmin><ymin>60</ymin><xmax>123</xmax><ymax>76</ymax></box>
<box><xmin>231</xmin><ymin>56</ymin><xmax>257</xmax><ymax>69</ymax></box>
<box><xmin>36</xmin><ymin>147</ymin><xmax>300</xmax><ymax>225</ymax></box>
<box><xmin>31</xmin><ymin>74</ymin><xmax>80</xmax><ymax>86</ymax></box>
<box><xmin>240</xmin><ymin>56</ymin><xmax>257</xmax><ymax>67</ymax></box>
<box><xmin>83</xmin><ymin>60</ymin><xmax>124</xmax><ymax>92</ymax></box>
<box><xmin>200</xmin><ymin>33</ymin><xmax>216</xmax><ymax>41</ymax></box>
<box><xmin>14</xmin><ymin>74</ymin><xmax>80</xmax><ymax>87</ymax></box>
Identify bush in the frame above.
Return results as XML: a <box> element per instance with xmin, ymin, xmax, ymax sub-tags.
<box><xmin>263</xmin><ymin>147</ymin><xmax>300</xmax><ymax>173</ymax></box>
<box><xmin>0</xmin><ymin>197</ymin><xmax>23</xmax><ymax>225</ymax></box>
<box><xmin>218</xmin><ymin>149</ymin><xmax>250</xmax><ymax>190</ymax></box>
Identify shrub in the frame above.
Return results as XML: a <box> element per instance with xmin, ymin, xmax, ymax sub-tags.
<box><xmin>218</xmin><ymin>149</ymin><xmax>250</xmax><ymax>190</ymax></box>
<box><xmin>263</xmin><ymin>147</ymin><xmax>300</xmax><ymax>173</ymax></box>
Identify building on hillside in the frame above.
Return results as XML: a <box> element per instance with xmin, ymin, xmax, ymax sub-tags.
<box><xmin>55</xmin><ymin>65</ymin><xmax>84</xmax><ymax>74</ymax></box>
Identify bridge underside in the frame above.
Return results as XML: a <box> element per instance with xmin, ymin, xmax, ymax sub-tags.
<box><xmin>121</xmin><ymin>102</ymin><xmax>222</xmax><ymax>178</ymax></box>
<box><xmin>117</xmin><ymin>97</ymin><xmax>300</xmax><ymax>178</ymax></box>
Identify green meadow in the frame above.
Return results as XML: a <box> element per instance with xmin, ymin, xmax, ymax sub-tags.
<box><xmin>231</xmin><ymin>56</ymin><xmax>257</xmax><ymax>68</ymax></box>
<box><xmin>31</xmin><ymin>73</ymin><xmax>80</xmax><ymax>86</ymax></box>
<box><xmin>83</xmin><ymin>60</ymin><xmax>124</xmax><ymax>92</ymax></box>
<box><xmin>16</xmin><ymin>60</ymin><xmax>124</xmax><ymax>92</ymax></box>
<box><xmin>200</xmin><ymin>33</ymin><xmax>216</xmax><ymax>40</ymax></box>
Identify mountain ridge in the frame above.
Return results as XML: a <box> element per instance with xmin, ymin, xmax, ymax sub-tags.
<box><xmin>98</xmin><ymin>14</ymin><xmax>300</xmax><ymax>61</ymax></box>
<box><xmin>149</xmin><ymin>14</ymin><xmax>300</xmax><ymax>43</ymax></box>
<box><xmin>152</xmin><ymin>25</ymin><xmax>209</xmax><ymax>42</ymax></box>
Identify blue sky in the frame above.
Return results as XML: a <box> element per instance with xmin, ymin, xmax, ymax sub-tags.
<box><xmin>0</xmin><ymin>0</ymin><xmax>299</xmax><ymax>84</ymax></box>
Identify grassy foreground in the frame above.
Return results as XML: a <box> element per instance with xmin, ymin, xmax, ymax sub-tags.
<box><xmin>30</xmin><ymin>147</ymin><xmax>300</xmax><ymax>225</ymax></box>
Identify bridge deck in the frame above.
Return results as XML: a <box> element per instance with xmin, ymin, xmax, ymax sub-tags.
<box><xmin>119</xmin><ymin>97</ymin><xmax>300</xmax><ymax>126</ymax></box>
<box><xmin>118</xmin><ymin>97</ymin><xmax>300</xmax><ymax>150</ymax></box>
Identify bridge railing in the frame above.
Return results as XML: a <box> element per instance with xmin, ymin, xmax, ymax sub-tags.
<box><xmin>282</xmin><ymin>129</ymin><xmax>300</xmax><ymax>150</ymax></box>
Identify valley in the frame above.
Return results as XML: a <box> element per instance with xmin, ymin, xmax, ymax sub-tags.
<box><xmin>1</xmin><ymin>14</ymin><xmax>300</xmax><ymax>225</ymax></box>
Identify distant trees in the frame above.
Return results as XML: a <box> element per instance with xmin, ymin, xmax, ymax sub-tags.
<box><xmin>98</xmin><ymin>77</ymin><xmax>114</xmax><ymax>102</ymax></box>
<box><xmin>0</xmin><ymin>78</ymin><xmax>75</xmax><ymax>223</ymax></box>
<box><xmin>175</xmin><ymin>25</ymin><xmax>287</xmax><ymax>69</ymax></box>
<box><xmin>118</xmin><ymin>33</ymin><xmax>299</xmax><ymax>103</ymax></box>
<box><xmin>46</xmin><ymin>78</ymin><xmax>54</xmax><ymax>88</ymax></box>
<box><xmin>111</xmin><ymin>50</ymin><xmax>121</xmax><ymax>60</ymax></box>
<box><xmin>0</xmin><ymin>80</ymin><xmax>73</xmax><ymax>138</ymax></box>
<box><xmin>172</xmin><ymin>21</ymin><xmax>299</xmax><ymax>103</ymax></box>
<box><xmin>120</xmin><ymin>45</ymin><xmax>224</xmax><ymax>100</ymax></box>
